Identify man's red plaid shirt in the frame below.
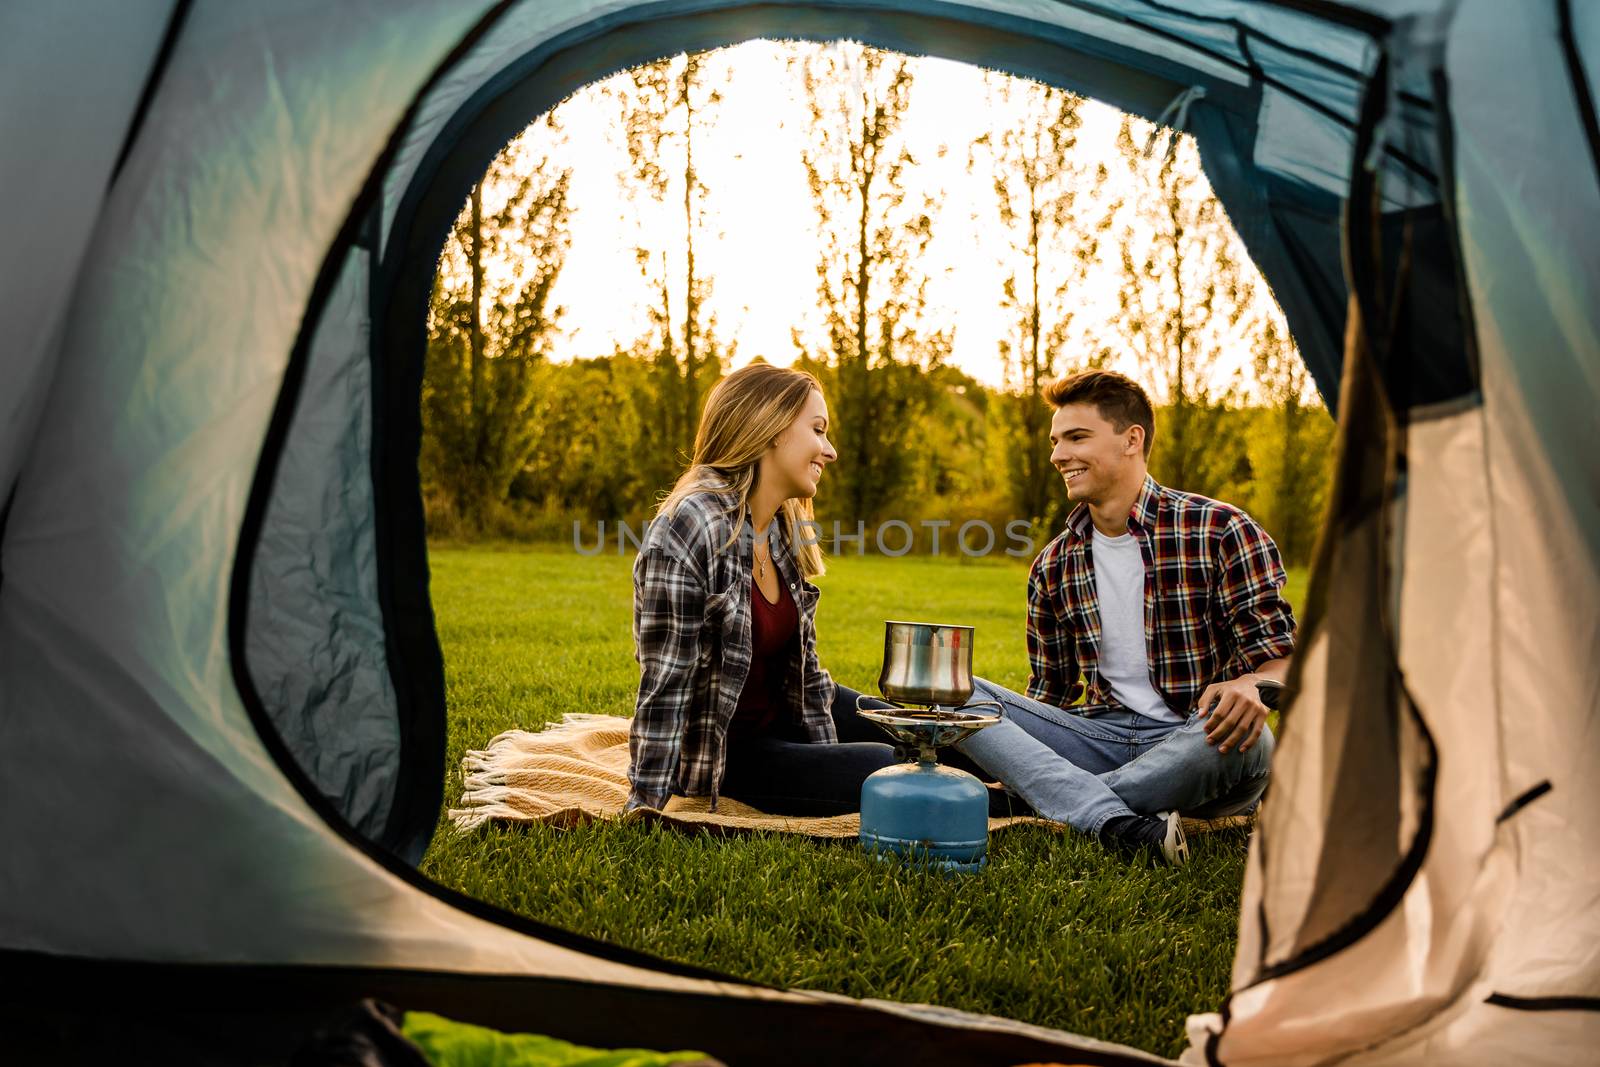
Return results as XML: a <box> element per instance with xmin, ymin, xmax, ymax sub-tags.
<box><xmin>1026</xmin><ymin>475</ymin><xmax>1297</xmax><ymax>715</ymax></box>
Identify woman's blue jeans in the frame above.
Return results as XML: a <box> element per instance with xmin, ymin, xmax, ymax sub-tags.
<box><xmin>955</xmin><ymin>676</ymin><xmax>1275</xmax><ymax>835</ymax></box>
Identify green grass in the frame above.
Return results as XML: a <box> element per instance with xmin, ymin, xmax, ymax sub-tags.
<box><xmin>421</xmin><ymin>545</ymin><xmax>1306</xmax><ymax>1058</ymax></box>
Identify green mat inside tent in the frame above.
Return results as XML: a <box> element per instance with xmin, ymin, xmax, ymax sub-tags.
<box><xmin>403</xmin><ymin>1011</ymin><xmax>714</xmax><ymax>1067</ymax></box>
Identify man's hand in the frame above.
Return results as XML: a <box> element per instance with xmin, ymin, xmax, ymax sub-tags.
<box><xmin>1196</xmin><ymin>674</ymin><xmax>1271</xmax><ymax>754</ymax></box>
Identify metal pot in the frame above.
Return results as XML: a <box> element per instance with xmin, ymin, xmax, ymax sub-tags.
<box><xmin>877</xmin><ymin>620</ymin><xmax>975</xmax><ymax>706</ymax></box>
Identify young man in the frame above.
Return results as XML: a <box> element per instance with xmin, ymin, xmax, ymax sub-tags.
<box><xmin>957</xmin><ymin>370</ymin><xmax>1295</xmax><ymax>865</ymax></box>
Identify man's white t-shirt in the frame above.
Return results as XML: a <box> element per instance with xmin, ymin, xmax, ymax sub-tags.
<box><xmin>1091</xmin><ymin>526</ymin><xmax>1181</xmax><ymax>722</ymax></box>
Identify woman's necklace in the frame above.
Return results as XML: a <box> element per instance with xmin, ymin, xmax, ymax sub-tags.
<box><xmin>755</xmin><ymin>543</ymin><xmax>768</xmax><ymax>581</ymax></box>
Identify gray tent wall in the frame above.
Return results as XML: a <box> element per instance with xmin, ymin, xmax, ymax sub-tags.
<box><xmin>1</xmin><ymin>1</ymin><xmax>1595</xmax><ymax>1064</ymax></box>
<box><xmin>0</xmin><ymin>0</ymin><xmax>179</xmax><ymax>522</ymax></box>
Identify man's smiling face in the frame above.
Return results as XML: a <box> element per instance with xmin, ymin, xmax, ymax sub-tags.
<box><xmin>1049</xmin><ymin>401</ymin><xmax>1142</xmax><ymax>505</ymax></box>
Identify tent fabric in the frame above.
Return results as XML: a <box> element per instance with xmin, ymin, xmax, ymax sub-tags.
<box><xmin>1</xmin><ymin>0</ymin><xmax>1595</xmax><ymax>1064</ymax></box>
<box><xmin>0</xmin><ymin>0</ymin><xmax>752</xmax><ymax>990</ymax></box>
<box><xmin>0</xmin><ymin>0</ymin><xmax>178</xmax><ymax>515</ymax></box>
<box><xmin>1185</xmin><ymin>3</ymin><xmax>1600</xmax><ymax>1063</ymax></box>
<box><xmin>3</xmin><ymin>952</ymin><xmax>1176</xmax><ymax>1067</ymax></box>
<box><xmin>1434</xmin><ymin>0</ymin><xmax>1599</xmax><ymax>1008</ymax></box>
<box><xmin>246</xmin><ymin>244</ymin><xmax>405</xmax><ymax>849</ymax></box>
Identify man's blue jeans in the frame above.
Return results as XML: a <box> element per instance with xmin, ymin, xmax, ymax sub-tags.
<box><xmin>955</xmin><ymin>676</ymin><xmax>1275</xmax><ymax>835</ymax></box>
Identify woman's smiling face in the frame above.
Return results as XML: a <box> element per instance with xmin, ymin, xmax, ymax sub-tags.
<box><xmin>760</xmin><ymin>389</ymin><xmax>836</xmax><ymax>501</ymax></box>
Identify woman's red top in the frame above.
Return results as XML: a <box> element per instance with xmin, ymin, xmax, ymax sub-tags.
<box><xmin>730</xmin><ymin>576</ymin><xmax>799</xmax><ymax>738</ymax></box>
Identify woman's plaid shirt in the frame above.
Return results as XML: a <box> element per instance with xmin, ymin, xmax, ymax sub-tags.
<box><xmin>1027</xmin><ymin>476</ymin><xmax>1296</xmax><ymax>715</ymax></box>
<box><xmin>628</xmin><ymin>490</ymin><xmax>836</xmax><ymax>810</ymax></box>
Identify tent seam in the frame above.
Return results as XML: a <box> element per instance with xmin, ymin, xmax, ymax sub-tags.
<box><xmin>1494</xmin><ymin>780</ymin><xmax>1552</xmax><ymax>824</ymax></box>
<box><xmin>1484</xmin><ymin>992</ymin><xmax>1600</xmax><ymax>1013</ymax></box>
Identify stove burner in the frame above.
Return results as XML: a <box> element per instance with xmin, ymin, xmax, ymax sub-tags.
<box><xmin>855</xmin><ymin>698</ymin><xmax>1001</xmax><ymax>764</ymax></box>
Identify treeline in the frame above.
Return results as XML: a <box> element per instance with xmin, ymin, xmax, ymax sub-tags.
<box><xmin>420</xmin><ymin>43</ymin><xmax>1334</xmax><ymax>566</ymax></box>
<box><xmin>424</xmin><ymin>350</ymin><xmax>1330</xmax><ymax>564</ymax></box>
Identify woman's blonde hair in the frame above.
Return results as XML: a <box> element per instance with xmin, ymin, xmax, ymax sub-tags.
<box><xmin>657</xmin><ymin>362</ymin><xmax>828</xmax><ymax>579</ymax></box>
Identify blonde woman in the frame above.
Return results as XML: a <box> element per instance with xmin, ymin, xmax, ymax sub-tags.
<box><xmin>624</xmin><ymin>363</ymin><xmax>898</xmax><ymax>815</ymax></box>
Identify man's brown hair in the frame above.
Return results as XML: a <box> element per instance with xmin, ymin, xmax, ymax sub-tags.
<box><xmin>1043</xmin><ymin>369</ymin><xmax>1155</xmax><ymax>457</ymax></box>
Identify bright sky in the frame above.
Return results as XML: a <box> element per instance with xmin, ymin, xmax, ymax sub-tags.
<box><xmin>482</xmin><ymin>40</ymin><xmax>1280</xmax><ymax>393</ymax></box>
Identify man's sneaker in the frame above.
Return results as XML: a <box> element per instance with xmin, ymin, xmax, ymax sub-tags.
<box><xmin>1158</xmin><ymin>810</ymin><xmax>1191</xmax><ymax>866</ymax></box>
<box><xmin>1100</xmin><ymin>811</ymin><xmax>1190</xmax><ymax>866</ymax></box>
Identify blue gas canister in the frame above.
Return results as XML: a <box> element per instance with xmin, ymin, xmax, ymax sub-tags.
<box><xmin>855</xmin><ymin>701</ymin><xmax>1002</xmax><ymax>874</ymax></box>
<box><xmin>859</xmin><ymin>755</ymin><xmax>992</xmax><ymax>872</ymax></box>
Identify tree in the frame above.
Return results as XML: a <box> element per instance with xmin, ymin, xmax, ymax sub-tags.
<box><xmin>1109</xmin><ymin>118</ymin><xmax>1254</xmax><ymax>498</ymax></box>
<box><xmin>1246</xmin><ymin>318</ymin><xmax>1335</xmax><ymax>565</ymax></box>
<box><xmin>609</xmin><ymin>52</ymin><xmax>733</xmax><ymax>490</ymax></box>
<box><xmin>908</xmin><ymin>367</ymin><xmax>1002</xmax><ymax>532</ymax></box>
<box><xmin>421</xmin><ymin>114</ymin><xmax>572</xmax><ymax>527</ymax></box>
<box><xmin>793</xmin><ymin>42</ymin><xmax>947</xmax><ymax>525</ymax></box>
<box><xmin>510</xmin><ymin>353</ymin><xmax>650</xmax><ymax>521</ymax></box>
<box><xmin>975</xmin><ymin>75</ymin><xmax>1109</xmax><ymax>528</ymax></box>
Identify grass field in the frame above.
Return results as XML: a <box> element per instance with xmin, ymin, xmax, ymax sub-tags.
<box><xmin>420</xmin><ymin>544</ymin><xmax>1306</xmax><ymax>1058</ymax></box>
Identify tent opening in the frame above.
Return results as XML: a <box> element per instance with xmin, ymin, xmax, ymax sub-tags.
<box><xmin>236</xmin><ymin>1</ymin><xmax>1471</xmax><ymax>872</ymax></box>
<box><xmin>391</xmin><ymin>38</ymin><xmax>1351</xmax><ymax>1055</ymax></box>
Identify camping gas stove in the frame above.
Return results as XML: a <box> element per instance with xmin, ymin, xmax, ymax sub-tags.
<box><xmin>856</xmin><ymin>621</ymin><xmax>1001</xmax><ymax>874</ymax></box>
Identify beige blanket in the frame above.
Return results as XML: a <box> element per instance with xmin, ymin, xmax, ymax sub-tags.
<box><xmin>449</xmin><ymin>714</ymin><xmax>1250</xmax><ymax>839</ymax></box>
